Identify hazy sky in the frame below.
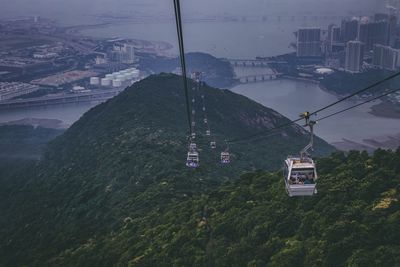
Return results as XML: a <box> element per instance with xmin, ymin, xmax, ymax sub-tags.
<box><xmin>0</xmin><ymin>0</ymin><xmax>382</xmax><ymax>24</ymax></box>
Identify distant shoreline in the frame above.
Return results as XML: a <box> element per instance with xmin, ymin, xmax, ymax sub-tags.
<box><xmin>276</xmin><ymin>75</ymin><xmax>399</xmax><ymax>120</ymax></box>
<box><xmin>369</xmin><ymin>100</ymin><xmax>400</xmax><ymax>119</ymax></box>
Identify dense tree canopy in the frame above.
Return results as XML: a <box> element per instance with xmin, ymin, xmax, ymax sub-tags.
<box><xmin>0</xmin><ymin>74</ymin><xmax>341</xmax><ymax>266</ymax></box>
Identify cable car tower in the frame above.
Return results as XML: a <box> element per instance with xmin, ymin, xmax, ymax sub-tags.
<box><xmin>283</xmin><ymin>112</ymin><xmax>317</xmax><ymax>197</ymax></box>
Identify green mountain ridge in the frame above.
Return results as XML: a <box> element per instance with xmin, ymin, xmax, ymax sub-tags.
<box><xmin>0</xmin><ymin>73</ymin><xmax>335</xmax><ymax>266</ymax></box>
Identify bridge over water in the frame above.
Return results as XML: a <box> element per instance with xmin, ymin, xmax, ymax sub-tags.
<box><xmin>226</xmin><ymin>58</ymin><xmax>286</xmax><ymax>67</ymax></box>
<box><xmin>237</xmin><ymin>73</ymin><xmax>282</xmax><ymax>84</ymax></box>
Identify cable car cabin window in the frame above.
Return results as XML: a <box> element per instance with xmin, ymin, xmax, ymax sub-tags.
<box><xmin>289</xmin><ymin>168</ymin><xmax>315</xmax><ymax>185</ymax></box>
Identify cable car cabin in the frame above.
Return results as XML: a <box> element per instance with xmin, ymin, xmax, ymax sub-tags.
<box><xmin>206</xmin><ymin>130</ymin><xmax>211</xmax><ymax>136</ymax></box>
<box><xmin>284</xmin><ymin>157</ymin><xmax>317</xmax><ymax>197</ymax></box>
<box><xmin>189</xmin><ymin>142</ymin><xmax>197</xmax><ymax>150</ymax></box>
<box><xmin>186</xmin><ymin>151</ymin><xmax>199</xmax><ymax>168</ymax></box>
<box><xmin>210</xmin><ymin>141</ymin><xmax>216</xmax><ymax>149</ymax></box>
<box><xmin>221</xmin><ymin>152</ymin><xmax>230</xmax><ymax>164</ymax></box>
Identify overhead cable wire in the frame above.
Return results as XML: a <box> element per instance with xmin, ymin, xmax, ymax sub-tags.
<box><xmin>228</xmin><ymin>72</ymin><xmax>400</xmax><ymax>144</ymax></box>
<box><xmin>317</xmin><ymin>87</ymin><xmax>400</xmax><ymax>122</ymax></box>
<box><xmin>173</xmin><ymin>0</ymin><xmax>192</xmax><ymax>135</ymax></box>
<box><xmin>310</xmin><ymin>71</ymin><xmax>400</xmax><ymax>116</ymax></box>
<box><xmin>230</xmin><ymin>86</ymin><xmax>400</xmax><ymax>144</ymax></box>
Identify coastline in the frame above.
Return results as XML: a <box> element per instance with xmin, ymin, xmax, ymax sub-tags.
<box><xmin>277</xmin><ymin>75</ymin><xmax>400</xmax><ymax>119</ymax></box>
<box><xmin>369</xmin><ymin>100</ymin><xmax>400</xmax><ymax>119</ymax></box>
<box><xmin>66</xmin><ymin>22</ymin><xmax>400</xmax><ymax>120</ymax></box>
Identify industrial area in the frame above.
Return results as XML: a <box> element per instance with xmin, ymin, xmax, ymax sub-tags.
<box><xmin>0</xmin><ymin>16</ymin><xmax>172</xmax><ymax>108</ymax></box>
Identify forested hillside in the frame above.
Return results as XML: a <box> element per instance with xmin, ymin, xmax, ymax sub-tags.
<box><xmin>0</xmin><ymin>74</ymin><xmax>336</xmax><ymax>266</ymax></box>
<box><xmin>47</xmin><ymin>149</ymin><xmax>400</xmax><ymax>267</ymax></box>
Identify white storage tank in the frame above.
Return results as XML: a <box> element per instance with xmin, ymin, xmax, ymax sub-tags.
<box><xmin>90</xmin><ymin>77</ymin><xmax>100</xmax><ymax>85</ymax></box>
<box><xmin>131</xmin><ymin>70</ymin><xmax>140</xmax><ymax>78</ymax></box>
<box><xmin>112</xmin><ymin>79</ymin><xmax>122</xmax><ymax>87</ymax></box>
<box><xmin>122</xmin><ymin>73</ymin><xmax>131</xmax><ymax>81</ymax></box>
<box><xmin>126</xmin><ymin>73</ymin><xmax>135</xmax><ymax>79</ymax></box>
<box><xmin>116</xmin><ymin>74</ymin><xmax>126</xmax><ymax>81</ymax></box>
<box><xmin>101</xmin><ymin>78</ymin><xmax>111</xmax><ymax>86</ymax></box>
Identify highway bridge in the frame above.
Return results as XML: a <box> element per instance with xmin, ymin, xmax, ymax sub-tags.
<box><xmin>0</xmin><ymin>89</ymin><xmax>122</xmax><ymax>109</ymax></box>
<box><xmin>237</xmin><ymin>73</ymin><xmax>282</xmax><ymax>83</ymax></box>
<box><xmin>226</xmin><ymin>59</ymin><xmax>286</xmax><ymax>67</ymax></box>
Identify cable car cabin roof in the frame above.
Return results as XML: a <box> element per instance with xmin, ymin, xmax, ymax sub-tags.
<box><xmin>285</xmin><ymin>157</ymin><xmax>315</xmax><ymax>169</ymax></box>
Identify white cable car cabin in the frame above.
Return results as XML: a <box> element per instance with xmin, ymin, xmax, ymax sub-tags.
<box><xmin>284</xmin><ymin>157</ymin><xmax>317</xmax><ymax>197</ymax></box>
<box><xmin>221</xmin><ymin>151</ymin><xmax>230</xmax><ymax>164</ymax></box>
<box><xmin>210</xmin><ymin>141</ymin><xmax>216</xmax><ymax>149</ymax></box>
<box><xmin>189</xmin><ymin>142</ymin><xmax>197</xmax><ymax>150</ymax></box>
<box><xmin>186</xmin><ymin>151</ymin><xmax>199</xmax><ymax>168</ymax></box>
<box><xmin>283</xmin><ymin>112</ymin><xmax>317</xmax><ymax>197</ymax></box>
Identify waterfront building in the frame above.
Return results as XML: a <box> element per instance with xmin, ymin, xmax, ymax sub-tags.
<box><xmin>341</xmin><ymin>19</ymin><xmax>359</xmax><ymax>43</ymax></box>
<box><xmin>388</xmin><ymin>15</ymin><xmax>398</xmax><ymax>47</ymax></box>
<box><xmin>297</xmin><ymin>28</ymin><xmax>321</xmax><ymax>57</ymax></box>
<box><xmin>345</xmin><ymin>41</ymin><xmax>364</xmax><ymax>73</ymax></box>
<box><xmin>373</xmin><ymin>44</ymin><xmax>400</xmax><ymax>70</ymax></box>
<box><xmin>327</xmin><ymin>24</ymin><xmax>342</xmax><ymax>54</ymax></box>
<box><xmin>373</xmin><ymin>13</ymin><xmax>398</xmax><ymax>47</ymax></box>
<box><xmin>359</xmin><ymin>20</ymin><xmax>389</xmax><ymax>51</ymax></box>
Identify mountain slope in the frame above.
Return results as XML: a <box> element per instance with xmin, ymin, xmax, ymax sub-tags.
<box><xmin>0</xmin><ymin>73</ymin><xmax>334</xmax><ymax>266</ymax></box>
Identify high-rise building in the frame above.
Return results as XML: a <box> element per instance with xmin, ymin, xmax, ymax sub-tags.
<box><xmin>345</xmin><ymin>41</ymin><xmax>364</xmax><ymax>73</ymax></box>
<box><xmin>373</xmin><ymin>44</ymin><xmax>400</xmax><ymax>70</ymax></box>
<box><xmin>123</xmin><ymin>44</ymin><xmax>135</xmax><ymax>64</ymax></box>
<box><xmin>388</xmin><ymin>15</ymin><xmax>398</xmax><ymax>47</ymax></box>
<box><xmin>297</xmin><ymin>28</ymin><xmax>321</xmax><ymax>57</ymax></box>
<box><xmin>359</xmin><ymin>21</ymin><xmax>389</xmax><ymax>51</ymax></box>
<box><xmin>108</xmin><ymin>43</ymin><xmax>135</xmax><ymax>64</ymax></box>
<box><xmin>373</xmin><ymin>13</ymin><xmax>398</xmax><ymax>47</ymax></box>
<box><xmin>327</xmin><ymin>24</ymin><xmax>342</xmax><ymax>54</ymax></box>
<box><xmin>341</xmin><ymin>19</ymin><xmax>359</xmax><ymax>42</ymax></box>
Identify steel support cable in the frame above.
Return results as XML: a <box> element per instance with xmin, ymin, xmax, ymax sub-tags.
<box><xmin>317</xmin><ymin>87</ymin><xmax>400</xmax><ymax>122</ymax></box>
<box><xmin>228</xmin><ymin>72</ymin><xmax>400</xmax><ymax>144</ymax></box>
<box><xmin>310</xmin><ymin>71</ymin><xmax>400</xmax><ymax>116</ymax></box>
<box><xmin>173</xmin><ymin>0</ymin><xmax>192</xmax><ymax>136</ymax></box>
<box><xmin>230</xmin><ymin>87</ymin><xmax>400</xmax><ymax>144</ymax></box>
<box><xmin>228</xmin><ymin>117</ymin><xmax>303</xmax><ymax>143</ymax></box>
